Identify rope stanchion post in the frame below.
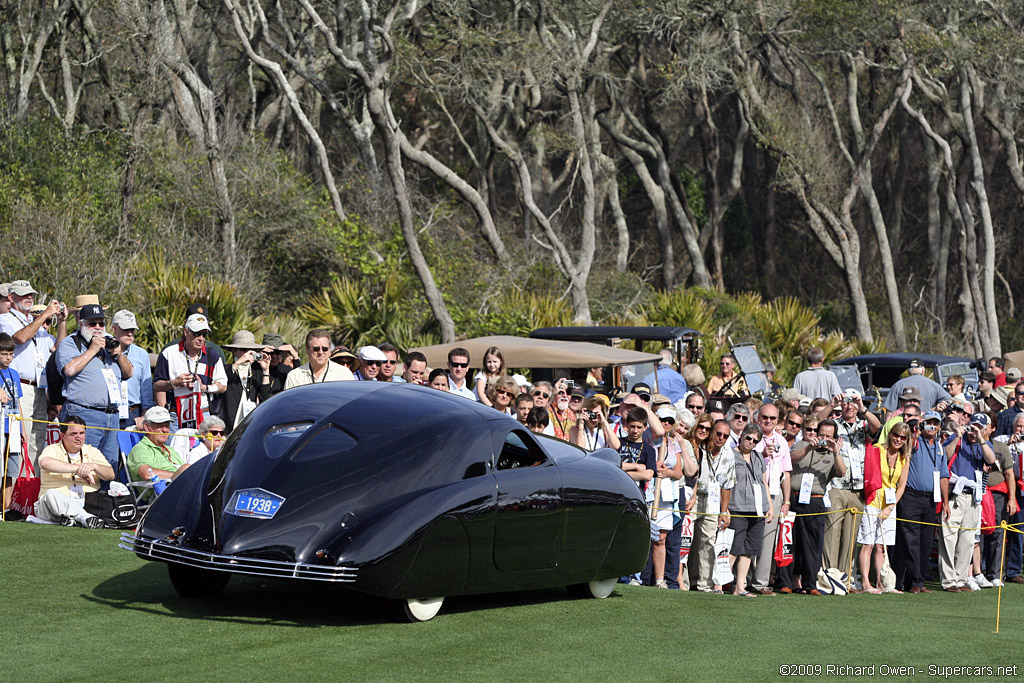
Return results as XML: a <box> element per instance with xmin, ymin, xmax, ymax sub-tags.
<box><xmin>847</xmin><ymin>508</ymin><xmax>861</xmax><ymax>592</ymax></box>
<box><xmin>996</xmin><ymin>521</ymin><xmax>1008</xmax><ymax>633</ymax></box>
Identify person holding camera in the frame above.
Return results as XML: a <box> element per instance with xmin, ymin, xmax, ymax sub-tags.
<box><xmin>55</xmin><ymin>303</ymin><xmax>133</xmax><ymax>468</ymax></box>
<box><xmin>221</xmin><ymin>330</ymin><xmax>274</xmax><ymax>433</ymax></box>
<box><xmin>569</xmin><ymin>396</ymin><xmax>620</xmax><ymax>452</ymax></box>
<box><xmin>939</xmin><ymin>413</ymin><xmax>999</xmax><ymax>591</ymax></box>
<box><xmin>110</xmin><ymin>310</ymin><xmax>153</xmax><ymax>430</ymax></box>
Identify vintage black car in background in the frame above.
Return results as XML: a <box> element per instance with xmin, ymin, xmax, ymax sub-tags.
<box><xmin>121</xmin><ymin>382</ymin><xmax>650</xmax><ymax>621</ymax></box>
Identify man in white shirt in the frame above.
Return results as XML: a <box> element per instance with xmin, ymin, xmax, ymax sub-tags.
<box><xmin>284</xmin><ymin>329</ymin><xmax>354</xmax><ymax>389</ymax></box>
<box><xmin>446</xmin><ymin>347</ymin><xmax>477</xmax><ymax>401</ymax></box>
<box><xmin>152</xmin><ymin>314</ymin><xmax>227</xmax><ymax>429</ymax></box>
<box><xmin>0</xmin><ymin>280</ymin><xmax>68</xmax><ymax>466</ymax></box>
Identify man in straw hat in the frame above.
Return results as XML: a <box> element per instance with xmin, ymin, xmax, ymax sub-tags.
<box><xmin>0</xmin><ymin>281</ymin><xmax>68</xmax><ymax>468</ymax></box>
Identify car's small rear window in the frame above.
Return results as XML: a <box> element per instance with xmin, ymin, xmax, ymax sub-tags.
<box><xmin>288</xmin><ymin>424</ymin><xmax>357</xmax><ymax>463</ymax></box>
<box><xmin>265</xmin><ymin>422</ymin><xmax>313</xmax><ymax>459</ymax></box>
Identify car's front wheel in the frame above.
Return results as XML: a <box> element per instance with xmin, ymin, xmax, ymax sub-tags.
<box><xmin>168</xmin><ymin>564</ymin><xmax>231</xmax><ymax>598</ymax></box>
<box><xmin>567</xmin><ymin>577</ymin><xmax>618</xmax><ymax>599</ymax></box>
<box><xmin>399</xmin><ymin>596</ymin><xmax>444</xmax><ymax>622</ymax></box>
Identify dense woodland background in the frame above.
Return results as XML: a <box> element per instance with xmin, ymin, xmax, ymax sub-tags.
<box><xmin>3</xmin><ymin>0</ymin><xmax>1024</xmax><ymax>381</ymax></box>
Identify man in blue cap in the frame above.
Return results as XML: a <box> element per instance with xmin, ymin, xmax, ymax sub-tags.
<box><xmin>892</xmin><ymin>410</ymin><xmax>949</xmax><ymax>593</ymax></box>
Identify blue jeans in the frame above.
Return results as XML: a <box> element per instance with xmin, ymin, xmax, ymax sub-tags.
<box><xmin>61</xmin><ymin>403</ymin><xmax>120</xmax><ymax>468</ymax></box>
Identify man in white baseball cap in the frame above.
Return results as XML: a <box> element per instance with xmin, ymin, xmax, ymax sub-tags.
<box><xmin>153</xmin><ymin>313</ymin><xmax>227</xmax><ymax>430</ymax></box>
<box><xmin>111</xmin><ymin>309</ymin><xmax>153</xmax><ymax>429</ymax></box>
<box><xmin>354</xmin><ymin>345</ymin><xmax>387</xmax><ymax>381</ymax></box>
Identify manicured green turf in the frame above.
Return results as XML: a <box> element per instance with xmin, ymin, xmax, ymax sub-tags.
<box><xmin>3</xmin><ymin>523</ymin><xmax>1021</xmax><ymax>681</ymax></box>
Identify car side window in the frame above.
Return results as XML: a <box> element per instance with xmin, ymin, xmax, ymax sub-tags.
<box><xmin>497</xmin><ymin>431</ymin><xmax>546</xmax><ymax>470</ymax></box>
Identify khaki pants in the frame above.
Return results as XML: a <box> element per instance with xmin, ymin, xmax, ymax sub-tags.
<box><xmin>20</xmin><ymin>386</ymin><xmax>48</xmax><ymax>473</ymax></box>
<box><xmin>688</xmin><ymin>511</ymin><xmax>720</xmax><ymax>591</ymax></box>
<box><xmin>751</xmin><ymin>494</ymin><xmax>782</xmax><ymax>590</ymax></box>
<box><xmin>939</xmin><ymin>491</ymin><xmax>980</xmax><ymax>589</ymax></box>
<box><xmin>822</xmin><ymin>488</ymin><xmax>863</xmax><ymax>572</ymax></box>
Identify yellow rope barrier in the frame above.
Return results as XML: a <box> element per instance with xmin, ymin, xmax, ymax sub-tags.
<box><xmin>12</xmin><ymin>414</ymin><xmax>168</xmax><ymax>437</ymax></box>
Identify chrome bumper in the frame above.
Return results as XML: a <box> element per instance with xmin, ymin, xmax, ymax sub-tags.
<box><xmin>120</xmin><ymin>532</ymin><xmax>358</xmax><ymax>583</ymax></box>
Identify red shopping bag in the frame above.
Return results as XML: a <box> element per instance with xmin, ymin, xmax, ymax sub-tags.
<box><xmin>980</xmin><ymin>490</ymin><xmax>997</xmax><ymax>535</ymax></box>
<box><xmin>773</xmin><ymin>513</ymin><xmax>795</xmax><ymax>567</ymax></box>
<box><xmin>8</xmin><ymin>444</ymin><xmax>39</xmax><ymax>518</ymax></box>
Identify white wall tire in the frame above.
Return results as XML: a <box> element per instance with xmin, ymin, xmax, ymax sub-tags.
<box><xmin>401</xmin><ymin>596</ymin><xmax>444</xmax><ymax>622</ymax></box>
<box><xmin>568</xmin><ymin>577</ymin><xmax>618</xmax><ymax>599</ymax></box>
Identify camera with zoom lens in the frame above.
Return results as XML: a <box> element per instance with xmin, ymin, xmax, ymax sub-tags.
<box><xmin>104</xmin><ymin>335</ymin><xmax>119</xmax><ymax>351</ymax></box>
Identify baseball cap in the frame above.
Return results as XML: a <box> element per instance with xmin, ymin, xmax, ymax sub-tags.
<box><xmin>9</xmin><ymin>280</ymin><xmax>37</xmax><ymax>296</ymax></box>
<box><xmin>111</xmin><ymin>310</ymin><xmax>139</xmax><ymax>330</ymax></box>
<box><xmin>358</xmin><ymin>345</ymin><xmax>387</xmax><ymax>362</ymax></box>
<box><xmin>909</xmin><ymin>358</ymin><xmax>922</xmax><ymax>368</ymax></box>
<box><xmin>185</xmin><ymin>314</ymin><xmax>211</xmax><ymax>333</ymax></box>
<box><xmin>631</xmin><ymin>382</ymin><xmax>652</xmax><ymax>398</ymax></box>
<box><xmin>843</xmin><ymin>388</ymin><xmax>861</xmax><ymax>399</ymax></box>
<box><xmin>0</xmin><ymin>283</ymin><xmax>9</xmax><ymax>297</ymax></box>
<box><xmin>922</xmin><ymin>411</ymin><xmax>942</xmax><ymax>422</ymax></box>
<box><xmin>899</xmin><ymin>386</ymin><xmax>922</xmax><ymax>402</ymax></box>
<box><xmin>186</xmin><ymin>303</ymin><xmax>209</xmax><ymax>318</ymax></box>
<box><xmin>1007</xmin><ymin>367</ymin><xmax>1022</xmax><ymax>382</ymax></box>
<box><xmin>78</xmin><ymin>303</ymin><xmax>105</xmax><ymax>321</ymax></box>
<box><xmin>569</xmin><ymin>386</ymin><xmax>585</xmax><ymax>398</ymax></box>
<box><xmin>144</xmin><ymin>406</ymin><xmax>172</xmax><ymax>424</ymax></box>
<box><xmin>970</xmin><ymin>413</ymin><xmax>990</xmax><ymax>428</ymax></box>
<box><xmin>656</xmin><ymin>406</ymin><xmax>677</xmax><ymax>421</ymax></box>
<box><xmin>512</xmin><ymin>374</ymin><xmax>530</xmax><ymax>389</ymax></box>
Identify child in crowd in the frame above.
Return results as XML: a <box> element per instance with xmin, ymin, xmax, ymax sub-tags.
<box><xmin>525</xmin><ymin>407</ymin><xmax>550</xmax><ymax>434</ymax></box>
<box><xmin>475</xmin><ymin>345</ymin><xmax>506</xmax><ymax>406</ymax></box>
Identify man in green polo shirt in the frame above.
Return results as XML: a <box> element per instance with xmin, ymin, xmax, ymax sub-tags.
<box><xmin>127</xmin><ymin>406</ymin><xmax>187</xmax><ymax>483</ymax></box>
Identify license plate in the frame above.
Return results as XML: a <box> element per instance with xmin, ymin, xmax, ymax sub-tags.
<box><xmin>226</xmin><ymin>488</ymin><xmax>285</xmax><ymax>520</ymax></box>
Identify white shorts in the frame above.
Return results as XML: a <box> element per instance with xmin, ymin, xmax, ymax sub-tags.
<box><xmin>649</xmin><ymin>500</ymin><xmax>676</xmax><ymax>531</ymax></box>
<box><xmin>857</xmin><ymin>506</ymin><xmax>896</xmax><ymax>546</ymax></box>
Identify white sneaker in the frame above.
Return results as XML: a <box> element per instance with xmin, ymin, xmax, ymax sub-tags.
<box><xmin>974</xmin><ymin>574</ymin><xmax>993</xmax><ymax>589</ymax></box>
<box><xmin>628</xmin><ymin>578</ymin><xmax>642</xmax><ymax>586</ymax></box>
<box><xmin>991</xmin><ymin>579</ymin><xmax>1004</xmax><ymax>587</ymax></box>
<box><xmin>966</xmin><ymin>577</ymin><xmax>981</xmax><ymax>591</ymax></box>
<box><xmin>655</xmin><ymin>579</ymin><xmax>669</xmax><ymax>589</ymax></box>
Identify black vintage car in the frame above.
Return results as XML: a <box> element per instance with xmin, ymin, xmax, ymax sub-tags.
<box><xmin>121</xmin><ymin>382</ymin><xmax>650</xmax><ymax>621</ymax></box>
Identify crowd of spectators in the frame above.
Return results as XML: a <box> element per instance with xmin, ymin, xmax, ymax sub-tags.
<box><xmin>0</xmin><ymin>280</ymin><xmax>1020</xmax><ymax>597</ymax></box>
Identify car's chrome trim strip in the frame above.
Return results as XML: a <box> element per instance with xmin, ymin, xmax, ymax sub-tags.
<box><xmin>120</xmin><ymin>532</ymin><xmax>357</xmax><ymax>583</ymax></box>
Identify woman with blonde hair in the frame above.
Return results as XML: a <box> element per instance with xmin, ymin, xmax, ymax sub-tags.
<box><xmin>858</xmin><ymin>422</ymin><xmax>912</xmax><ymax>593</ymax></box>
<box><xmin>488</xmin><ymin>376</ymin><xmax>519</xmax><ymax>416</ymax></box>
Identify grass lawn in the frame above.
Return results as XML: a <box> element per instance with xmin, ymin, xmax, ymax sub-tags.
<box><xmin>3</xmin><ymin>523</ymin><xmax>1021</xmax><ymax>681</ymax></box>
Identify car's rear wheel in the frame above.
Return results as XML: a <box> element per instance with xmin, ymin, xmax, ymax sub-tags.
<box><xmin>168</xmin><ymin>564</ymin><xmax>231</xmax><ymax>598</ymax></box>
<box><xmin>400</xmin><ymin>596</ymin><xmax>444</xmax><ymax>622</ymax></box>
<box><xmin>568</xmin><ymin>577</ymin><xmax>618</xmax><ymax>599</ymax></box>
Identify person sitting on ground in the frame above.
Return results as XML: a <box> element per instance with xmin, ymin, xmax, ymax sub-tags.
<box><xmin>126</xmin><ymin>406</ymin><xmax>187</xmax><ymax>485</ymax></box>
<box><xmin>488</xmin><ymin>376</ymin><xmax>518</xmax><ymax>416</ymax></box>
<box><xmin>475</xmin><ymin>345</ymin><xmax>506</xmax><ymax>406</ymax></box>
<box><xmin>34</xmin><ymin>416</ymin><xmax>113</xmax><ymax>528</ymax></box>
<box><xmin>525</xmin><ymin>407</ymin><xmax>550</xmax><ymax>434</ymax></box>
<box><xmin>428</xmin><ymin>368</ymin><xmax>450</xmax><ymax>392</ymax></box>
<box><xmin>186</xmin><ymin>416</ymin><xmax>227</xmax><ymax>465</ymax></box>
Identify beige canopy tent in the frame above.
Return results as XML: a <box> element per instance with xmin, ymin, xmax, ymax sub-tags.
<box><xmin>410</xmin><ymin>335</ymin><xmax>662</xmax><ymax>369</ymax></box>
<box><xmin>1004</xmin><ymin>350</ymin><xmax>1024</xmax><ymax>374</ymax></box>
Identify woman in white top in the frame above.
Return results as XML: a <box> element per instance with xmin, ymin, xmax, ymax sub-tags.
<box><xmin>568</xmin><ymin>396</ymin><xmax>620</xmax><ymax>451</ymax></box>
<box><xmin>648</xmin><ymin>406</ymin><xmax>698</xmax><ymax>588</ymax></box>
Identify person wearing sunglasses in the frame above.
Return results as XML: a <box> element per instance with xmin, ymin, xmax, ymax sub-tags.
<box><xmin>682</xmin><ymin>390</ymin><xmax>705</xmax><ymax>416</ymax></box>
<box><xmin>186</xmin><ymin>415</ymin><xmax>228</xmax><ymax>465</ymax></box>
<box><xmin>750</xmin><ymin>403</ymin><xmax>794</xmax><ymax>595</ymax></box>
<box><xmin>377</xmin><ymin>342</ymin><xmax>402</xmax><ymax>383</ymax></box>
<box><xmin>858</xmin><ymin>423</ymin><xmax>912</xmax><ymax>593</ymax></box>
<box><xmin>784</xmin><ymin>419</ymin><xmax>846</xmax><ymax>595</ymax></box>
<box><xmin>686</xmin><ymin>419</ymin><xmax>736</xmax><ymax>592</ymax></box>
<box><xmin>548</xmin><ymin>384</ymin><xmax>577</xmax><ymax>441</ymax></box>
<box><xmin>283</xmin><ymin>329</ymin><xmax>354</xmax><ymax>389</ymax></box>
<box><xmin>724</xmin><ymin>403</ymin><xmax>751</xmax><ymax>450</ymax></box>
<box><xmin>729</xmin><ymin>424</ymin><xmax>772</xmax><ymax>597</ymax></box>
<box><xmin>487</xmin><ymin>376</ymin><xmax>519</xmax><ymax>416</ymax></box>
<box><xmin>822</xmin><ymin>390</ymin><xmax>880</xmax><ymax>579</ymax></box>
<box><xmin>445</xmin><ymin>347</ymin><xmax>477</xmax><ymax>401</ymax></box>
<box><xmin>352</xmin><ymin>345</ymin><xmax>387</xmax><ymax>381</ymax></box>
<box><xmin>221</xmin><ymin>330</ymin><xmax>275</xmax><ymax>432</ymax></box>
<box><xmin>707</xmin><ymin>353</ymin><xmax>748</xmax><ymax>399</ymax></box>
<box><xmin>973</xmin><ymin>371</ymin><xmax>1004</xmax><ymax>425</ymax></box>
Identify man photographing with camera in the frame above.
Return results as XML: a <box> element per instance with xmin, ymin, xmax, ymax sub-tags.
<box><xmin>56</xmin><ymin>303</ymin><xmax>133</xmax><ymax>469</ymax></box>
